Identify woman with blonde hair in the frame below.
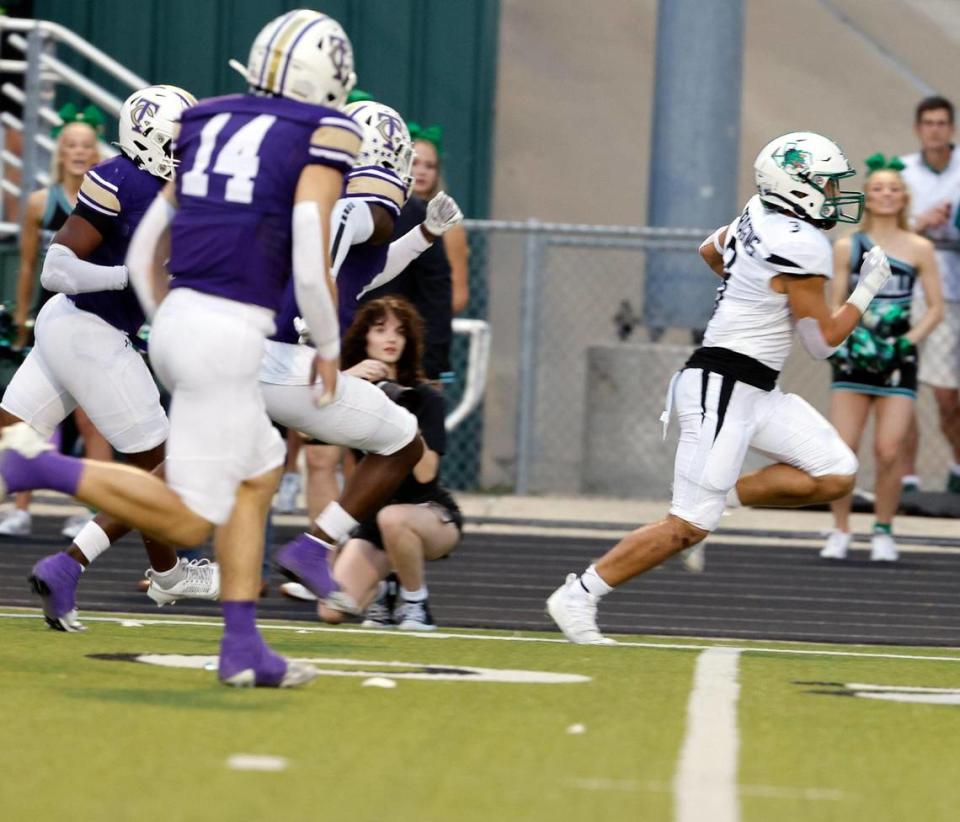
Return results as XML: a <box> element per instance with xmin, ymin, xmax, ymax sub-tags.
<box><xmin>0</xmin><ymin>106</ymin><xmax>111</xmax><ymax>538</ymax></box>
<box><xmin>822</xmin><ymin>154</ymin><xmax>944</xmax><ymax>562</ymax></box>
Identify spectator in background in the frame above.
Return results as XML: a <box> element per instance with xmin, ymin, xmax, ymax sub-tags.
<box><xmin>0</xmin><ymin>107</ymin><xmax>112</xmax><ymax>539</ymax></box>
<box><xmin>821</xmin><ymin>157</ymin><xmax>943</xmax><ymax>562</ymax></box>
<box><xmin>287</xmin><ymin>297</ymin><xmax>462</xmax><ymax>630</ymax></box>
<box><xmin>901</xmin><ymin>95</ymin><xmax>960</xmax><ymax>492</ymax></box>
<box><xmin>363</xmin><ymin>122</ymin><xmax>469</xmax><ymax>380</ymax></box>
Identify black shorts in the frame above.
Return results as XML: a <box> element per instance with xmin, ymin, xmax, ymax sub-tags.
<box><xmin>352</xmin><ymin>501</ymin><xmax>464</xmax><ymax>552</ymax></box>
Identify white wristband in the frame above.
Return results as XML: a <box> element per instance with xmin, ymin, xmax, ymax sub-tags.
<box><xmin>846</xmin><ymin>285</ymin><xmax>874</xmax><ymax>315</ymax></box>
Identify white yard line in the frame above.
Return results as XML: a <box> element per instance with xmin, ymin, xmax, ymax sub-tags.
<box><xmin>674</xmin><ymin>648</ymin><xmax>741</xmax><ymax>822</ymax></box>
<box><xmin>2</xmin><ymin>608</ymin><xmax>960</xmax><ymax>663</ymax></box>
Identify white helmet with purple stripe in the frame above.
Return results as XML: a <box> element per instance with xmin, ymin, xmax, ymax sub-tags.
<box><xmin>344</xmin><ymin>101</ymin><xmax>414</xmax><ymax>192</ymax></box>
<box><xmin>233</xmin><ymin>9</ymin><xmax>356</xmax><ymax>109</ymax></box>
<box><xmin>118</xmin><ymin>84</ymin><xmax>197</xmax><ymax>181</ymax></box>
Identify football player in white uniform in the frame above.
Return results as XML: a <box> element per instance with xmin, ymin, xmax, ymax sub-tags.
<box><xmin>546</xmin><ymin>132</ymin><xmax>894</xmax><ymax>644</ymax></box>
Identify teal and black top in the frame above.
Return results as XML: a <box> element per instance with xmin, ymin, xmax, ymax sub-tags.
<box><xmin>33</xmin><ymin>183</ymin><xmax>75</xmax><ymax>314</ymax></box>
<box><xmin>830</xmin><ymin>232</ymin><xmax>919</xmax><ymax>398</ymax></box>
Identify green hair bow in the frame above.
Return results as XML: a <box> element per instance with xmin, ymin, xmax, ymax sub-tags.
<box><xmin>51</xmin><ymin>103</ymin><xmax>106</xmax><ymax>137</ymax></box>
<box><xmin>408</xmin><ymin>121</ymin><xmax>444</xmax><ymax>155</ymax></box>
<box><xmin>346</xmin><ymin>88</ymin><xmax>374</xmax><ymax>105</ymax></box>
<box><xmin>865</xmin><ymin>152</ymin><xmax>905</xmax><ymax>175</ymax></box>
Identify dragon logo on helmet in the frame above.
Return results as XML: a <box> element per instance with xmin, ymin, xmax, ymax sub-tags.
<box><xmin>773</xmin><ymin>144</ymin><xmax>813</xmax><ymax>180</ymax></box>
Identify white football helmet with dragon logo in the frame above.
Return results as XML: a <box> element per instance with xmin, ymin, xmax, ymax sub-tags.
<box><xmin>344</xmin><ymin>100</ymin><xmax>414</xmax><ymax>192</ymax></box>
<box><xmin>232</xmin><ymin>9</ymin><xmax>356</xmax><ymax>109</ymax></box>
<box><xmin>118</xmin><ymin>84</ymin><xmax>197</xmax><ymax>181</ymax></box>
<box><xmin>754</xmin><ymin>131</ymin><xmax>864</xmax><ymax>228</ymax></box>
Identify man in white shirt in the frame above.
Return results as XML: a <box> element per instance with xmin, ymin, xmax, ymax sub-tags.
<box><xmin>901</xmin><ymin>95</ymin><xmax>960</xmax><ymax>492</ymax></box>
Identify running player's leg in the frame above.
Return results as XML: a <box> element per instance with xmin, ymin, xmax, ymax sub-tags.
<box><xmin>264</xmin><ymin>376</ymin><xmax>421</xmax><ymax>598</ymax></box>
<box><xmin>548</xmin><ymin>369</ymin><xmax>756</xmax><ymax>644</ymax></box>
<box><xmin>740</xmin><ymin>390</ymin><xmax>858</xmax><ymax>507</ymax></box>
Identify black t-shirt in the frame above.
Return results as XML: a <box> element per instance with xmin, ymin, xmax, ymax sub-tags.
<box><xmin>362</xmin><ymin>195</ymin><xmax>452</xmax><ymax>378</ymax></box>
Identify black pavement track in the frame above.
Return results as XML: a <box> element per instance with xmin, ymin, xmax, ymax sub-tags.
<box><xmin>1</xmin><ymin>515</ymin><xmax>959</xmax><ymax>647</ymax></box>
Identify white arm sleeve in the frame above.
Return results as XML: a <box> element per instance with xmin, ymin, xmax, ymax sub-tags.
<box><xmin>126</xmin><ymin>194</ymin><xmax>176</xmax><ymax>319</ymax></box>
<box><xmin>329</xmin><ymin>198</ymin><xmax>375</xmax><ymax>279</ymax></box>
<box><xmin>356</xmin><ymin>225</ymin><xmax>432</xmax><ymax>300</ymax></box>
<box><xmin>41</xmin><ymin>243</ymin><xmax>128</xmax><ymax>296</ymax></box>
<box><xmin>796</xmin><ymin>316</ymin><xmax>839</xmax><ymax>360</ymax></box>
<box><xmin>293</xmin><ymin>200</ymin><xmax>339</xmax><ymax>360</ymax></box>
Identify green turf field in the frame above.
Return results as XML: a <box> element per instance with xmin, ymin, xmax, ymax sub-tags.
<box><xmin>2</xmin><ymin>607</ymin><xmax>960</xmax><ymax>822</ymax></box>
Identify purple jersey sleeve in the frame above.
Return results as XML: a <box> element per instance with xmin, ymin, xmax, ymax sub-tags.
<box><xmin>69</xmin><ymin>155</ymin><xmax>163</xmax><ymax>342</ymax></box>
<box><xmin>167</xmin><ymin>94</ymin><xmax>361</xmax><ymax>314</ymax></box>
<box><xmin>343</xmin><ymin>166</ymin><xmax>407</xmax><ymax>220</ymax></box>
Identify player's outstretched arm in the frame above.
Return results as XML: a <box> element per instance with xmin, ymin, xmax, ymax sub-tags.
<box><xmin>40</xmin><ymin>214</ymin><xmax>127</xmax><ymax>296</ymax></box>
<box><xmin>699</xmin><ymin>226</ymin><xmax>728</xmax><ymax>277</ymax></box>
<box><xmin>357</xmin><ymin>191</ymin><xmax>464</xmax><ymax>301</ymax></box>
<box><xmin>126</xmin><ymin>183</ymin><xmax>177</xmax><ymax>318</ymax></box>
<box><xmin>293</xmin><ymin>163</ymin><xmax>344</xmax><ymax>406</ymax></box>
<box><xmin>784</xmin><ymin>245</ymin><xmax>892</xmax><ymax>358</ymax></box>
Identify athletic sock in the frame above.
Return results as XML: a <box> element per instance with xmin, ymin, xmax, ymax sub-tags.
<box><xmin>401</xmin><ymin>585</ymin><xmax>428</xmax><ymax>602</ymax></box>
<box><xmin>578</xmin><ymin>564</ymin><xmax>614</xmax><ymax>598</ymax></box>
<box><xmin>314</xmin><ymin>501</ymin><xmax>359</xmax><ymax>545</ymax></box>
<box><xmin>4</xmin><ymin>449</ymin><xmax>83</xmax><ymax>496</ymax></box>
<box><xmin>72</xmin><ymin>520</ymin><xmax>111</xmax><ymax>564</ymax></box>
<box><xmin>902</xmin><ymin>474</ymin><xmax>920</xmax><ymax>487</ymax></box>
<box><xmin>873</xmin><ymin>522</ymin><xmax>893</xmax><ymax>535</ymax></box>
<box><xmin>222</xmin><ymin>600</ymin><xmax>258</xmax><ymax>639</ymax></box>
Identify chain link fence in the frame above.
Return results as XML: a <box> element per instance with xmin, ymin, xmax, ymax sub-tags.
<box><xmin>453</xmin><ymin>220</ymin><xmax>956</xmax><ymax>499</ymax></box>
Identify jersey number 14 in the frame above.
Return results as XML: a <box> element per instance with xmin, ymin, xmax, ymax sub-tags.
<box><xmin>181</xmin><ymin>113</ymin><xmax>276</xmax><ymax>205</ymax></box>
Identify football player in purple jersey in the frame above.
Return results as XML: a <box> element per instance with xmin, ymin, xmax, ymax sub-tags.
<box><xmin>3</xmin><ymin>84</ymin><xmax>220</xmax><ymax>632</ymax></box>
<box><xmin>261</xmin><ymin>100</ymin><xmax>463</xmax><ymax>612</ymax></box>
<box><xmin>0</xmin><ymin>10</ymin><xmax>370</xmax><ymax>688</ymax></box>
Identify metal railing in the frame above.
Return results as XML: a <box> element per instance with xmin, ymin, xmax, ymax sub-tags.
<box><xmin>0</xmin><ymin>17</ymin><xmax>144</xmax><ymax>219</ymax></box>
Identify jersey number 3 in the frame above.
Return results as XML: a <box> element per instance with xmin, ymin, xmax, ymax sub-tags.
<box><xmin>181</xmin><ymin>113</ymin><xmax>276</xmax><ymax>204</ymax></box>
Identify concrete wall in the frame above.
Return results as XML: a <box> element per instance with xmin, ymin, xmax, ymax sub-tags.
<box><xmin>482</xmin><ymin>0</ymin><xmax>960</xmax><ymax>490</ymax></box>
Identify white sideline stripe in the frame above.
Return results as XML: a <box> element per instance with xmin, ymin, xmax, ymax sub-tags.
<box><xmin>2</xmin><ymin>609</ymin><xmax>960</xmax><ymax>663</ymax></box>
<box><xmin>674</xmin><ymin>648</ymin><xmax>741</xmax><ymax>822</ymax></box>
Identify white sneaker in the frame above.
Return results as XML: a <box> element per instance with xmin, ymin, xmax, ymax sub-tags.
<box><xmin>146</xmin><ymin>558</ymin><xmax>220</xmax><ymax>606</ymax></box>
<box><xmin>546</xmin><ymin>574</ymin><xmax>617</xmax><ymax>645</ymax></box>
<box><xmin>60</xmin><ymin>512</ymin><xmax>92</xmax><ymax>540</ymax></box>
<box><xmin>279</xmin><ymin>581</ymin><xmax>317</xmax><ymax>602</ymax></box>
<box><xmin>680</xmin><ymin>544</ymin><xmax>706</xmax><ymax>573</ymax></box>
<box><xmin>820</xmin><ymin>530</ymin><xmax>851</xmax><ymax>560</ymax></box>
<box><xmin>870</xmin><ymin>532</ymin><xmax>899</xmax><ymax>562</ymax></box>
<box><xmin>274</xmin><ymin>471</ymin><xmax>301</xmax><ymax>513</ymax></box>
<box><xmin>0</xmin><ymin>509</ymin><xmax>32</xmax><ymax>536</ymax></box>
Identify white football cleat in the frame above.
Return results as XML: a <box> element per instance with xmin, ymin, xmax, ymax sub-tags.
<box><xmin>546</xmin><ymin>574</ymin><xmax>617</xmax><ymax>645</ymax></box>
<box><xmin>870</xmin><ymin>532</ymin><xmax>899</xmax><ymax>562</ymax></box>
<box><xmin>0</xmin><ymin>509</ymin><xmax>32</xmax><ymax>536</ymax></box>
<box><xmin>146</xmin><ymin>558</ymin><xmax>220</xmax><ymax>606</ymax></box>
<box><xmin>274</xmin><ymin>471</ymin><xmax>301</xmax><ymax>513</ymax></box>
<box><xmin>820</xmin><ymin>530</ymin><xmax>852</xmax><ymax>560</ymax></box>
<box><xmin>279</xmin><ymin>581</ymin><xmax>317</xmax><ymax>602</ymax></box>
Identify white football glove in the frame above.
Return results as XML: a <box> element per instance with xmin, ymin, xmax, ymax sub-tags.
<box><xmin>847</xmin><ymin>245</ymin><xmax>892</xmax><ymax>314</ymax></box>
<box><xmin>423</xmin><ymin>191</ymin><xmax>463</xmax><ymax>237</ymax></box>
<box><xmin>293</xmin><ymin>316</ymin><xmax>311</xmax><ymax>345</ymax></box>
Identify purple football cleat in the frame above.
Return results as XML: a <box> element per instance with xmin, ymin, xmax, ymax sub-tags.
<box><xmin>218</xmin><ymin>635</ymin><xmax>318</xmax><ymax>688</ymax></box>
<box><xmin>29</xmin><ymin>552</ymin><xmax>85</xmax><ymax>632</ymax></box>
<box><xmin>275</xmin><ymin>533</ymin><xmax>340</xmax><ymax>598</ymax></box>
